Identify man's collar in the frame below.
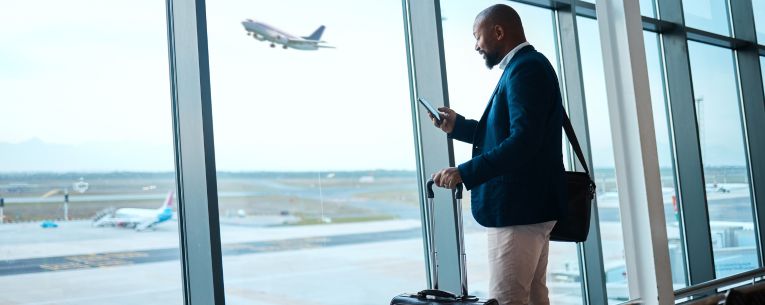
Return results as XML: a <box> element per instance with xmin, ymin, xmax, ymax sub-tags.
<box><xmin>498</xmin><ymin>41</ymin><xmax>531</xmax><ymax>70</ymax></box>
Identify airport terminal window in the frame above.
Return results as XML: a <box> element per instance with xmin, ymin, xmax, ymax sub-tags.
<box><xmin>205</xmin><ymin>1</ymin><xmax>421</xmax><ymax>304</ymax></box>
<box><xmin>644</xmin><ymin>32</ymin><xmax>687</xmax><ymax>288</ymax></box>
<box><xmin>576</xmin><ymin>17</ymin><xmax>630</xmax><ymax>303</ymax></box>
<box><xmin>579</xmin><ymin>0</ymin><xmax>655</xmax><ymax>17</ymax></box>
<box><xmin>640</xmin><ymin>0</ymin><xmax>657</xmax><ymax>18</ymax></box>
<box><xmin>440</xmin><ymin>1</ymin><xmax>583</xmax><ymax>303</ymax></box>
<box><xmin>754</xmin><ymin>0</ymin><xmax>765</xmax><ymax>44</ymax></box>
<box><xmin>687</xmin><ymin>41</ymin><xmax>759</xmax><ymax>279</ymax></box>
<box><xmin>681</xmin><ymin>0</ymin><xmax>731</xmax><ymax>36</ymax></box>
<box><xmin>0</xmin><ymin>1</ymin><xmax>182</xmax><ymax>304</ymax></box>
<box><xmin>761</xmin><ymin>57</ymin><xmax>765</xmax><ymax>88</ymax></box>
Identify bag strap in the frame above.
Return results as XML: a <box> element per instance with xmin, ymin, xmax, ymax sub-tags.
<box><xmin>563</xmin><ymin>114</ymin><xmax>591</xmax><ymax>175</ymax></box>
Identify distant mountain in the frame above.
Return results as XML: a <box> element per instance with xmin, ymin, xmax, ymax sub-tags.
<box><xmin>0</xmin><ymin>138</ymin><xmax>175</xmax><ymax>172</ymax></box>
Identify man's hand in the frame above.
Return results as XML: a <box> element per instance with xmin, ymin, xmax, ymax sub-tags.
<box><xmin>432</xmin><ymin>167</ymin><xmax>463</xmax><ymax>189</ymax></box>
<box><xmin>429</xmin><ymin>107</ymin><xmax>457</xmax><ymax>134</ymax></box>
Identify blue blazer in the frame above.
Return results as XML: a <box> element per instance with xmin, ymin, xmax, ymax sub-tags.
<box><xmin>451</xmin><ymin>45</ymin><xmax>566</xmax><ymax>228</ymax></box>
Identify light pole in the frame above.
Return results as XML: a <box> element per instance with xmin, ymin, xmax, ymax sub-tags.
<box><xmin>64</xmin><ymin>189</ymin><xmax>69</xmax><ymax>221</ymax></box>
<box><xmin>695</xmin><ymin>96</ymin><xmax>705</xmax><ymax>159</ymax></box>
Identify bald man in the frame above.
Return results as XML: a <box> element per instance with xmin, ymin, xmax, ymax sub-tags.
<box><xmin>430</xmin><ymin>4</ymin><xmax>566</xmax><ymax>305</ymax></box>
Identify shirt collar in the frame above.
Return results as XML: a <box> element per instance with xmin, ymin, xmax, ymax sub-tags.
<box><xmin>498</xmin><ymin>41</ymin><xmax>531</xmax><ymax>70</ymax></box>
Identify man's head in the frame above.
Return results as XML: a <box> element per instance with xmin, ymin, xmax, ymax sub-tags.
<box><xmin>473</xmin><ymin>4</ymin><xmax>527</xmax><ymax>69</ymax></box>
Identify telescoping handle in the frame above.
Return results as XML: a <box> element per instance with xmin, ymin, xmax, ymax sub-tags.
<box><xmin>425</xmin><ymin>180</ymin><xmax>468</xmax><ymax>298</ymax></box>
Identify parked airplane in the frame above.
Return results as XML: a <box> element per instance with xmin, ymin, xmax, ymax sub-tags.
<box><xmin>241</xmin><ymin>19</ymin><xmax>334</xmax><ymax>50</ymax></box>
<box><xmin>92</xmin><ymin>191</ymin><xmax>174</xmax><ymax>231</ymax></box>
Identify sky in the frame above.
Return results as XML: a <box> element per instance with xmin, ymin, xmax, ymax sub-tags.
<box><xmin>0</xmin><ymin>0</ymin><xmax>760</xmax><ymax>172</ymax></box>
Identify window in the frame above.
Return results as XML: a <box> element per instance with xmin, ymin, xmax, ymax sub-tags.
<box><xmin>644</xmin><ymin>32</ymin><xmax>687</xmax><ymax>288</ymax></box>
<box><xmin>205</xmin><ymin>1</ymin><xmax>421</xmax><ymax>304</ymax></box>
<box><xmin>0</xmin><ymin>0</ymin><xmax>182</xmax><ymax>304</ymax></box>
<box><xmin>580</xmin><ymin>0</ymin><xmax>655</xmax><ymax>17</ymax></box>
<box><xmin>761</xmin><ymin>57</ymin><xmax>765</xmax><ymax>91</ymax></box>
<box><xmin>687</xmin><ymin>41</ymin><xmax>759</xmax><ymax>278</ymax></box>
<box><xmin>681</xmin><ymin>0</ymin><xmax>731</xmax><ymax>36</ymax></box>
<box><xmin>576</xmin><ymin>16</ymin><xmax>629</xmax><ymax>303</ymax></box>
<box><xmin>754</xmin><ymin>0</ymin><xmax>765</xmax><ymax>44</ymax></box>
<box><xmin>640</xmin><ymin>0</ymin><xmax>657</xmax><ymax>18</ymax></box>
<box><xmin>440</xmin><ymin>1</ymin><xmax>583</xmax><ymax>303</ymax></box>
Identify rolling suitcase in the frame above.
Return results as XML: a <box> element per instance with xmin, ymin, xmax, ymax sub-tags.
<box><xmin>391</xmin><ymin>180</ymin><xmax>498</xmax><ymax>305</ymax></box>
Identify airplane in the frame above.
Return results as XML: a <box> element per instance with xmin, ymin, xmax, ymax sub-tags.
<box><xmin>241</xmin><ymin>19</ymin><xmax>334</xmax><ymax>50</ymax></box>
<box><xmin>92</xmin><ymin>191</ymin><xmax>175</xmax><ymax>231</ymax></box>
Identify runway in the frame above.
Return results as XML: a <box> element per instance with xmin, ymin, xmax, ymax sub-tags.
<box><xmin>0</xmin><ymin>227</ymin><xmax>420</xmax><ymax>277</ymax></box>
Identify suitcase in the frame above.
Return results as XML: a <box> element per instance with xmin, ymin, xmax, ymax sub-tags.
<box><xmin>391</xmin><ymin>180</ymin><xmax>498</xmax><ymax>305</ymax></box>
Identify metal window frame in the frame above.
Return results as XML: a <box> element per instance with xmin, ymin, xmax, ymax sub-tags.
<box><xmin>401</xmin><ymin>0</ymin><xmax>464</xmax><ymax>295</ymax></box>
<box><xmin>654</xmin><ymin>0</ymin><xmax>717</xmax><ymax>288</ymax></box>
<box><xmin>729</xmin><ymin>0</ymin><xmax>765</xmax><ymax>271</ymax></box>
<box><xmin>594</xmin><ymin>0</ymin><xmax>674</xmax><ymax>303</ymax></box>
<box><xmin>552</xmin><ymin>1</ymin><xmax>607</xmax><ymax>304</ymax></box>
<box><xmin>160</xmin><ymin>0</ymin><xmax>765</xmax><ymax>303</ymax></box>
<box><xmin>165</xmin><ymin>0</ymin><xmax>226</xmax><ymax>304</ymax></box>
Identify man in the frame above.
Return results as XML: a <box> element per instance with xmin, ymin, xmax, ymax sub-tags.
<box><xmin>430</xmin><ymin>4</ymin><xmax>566</xmax><ymax>305</ymax></box>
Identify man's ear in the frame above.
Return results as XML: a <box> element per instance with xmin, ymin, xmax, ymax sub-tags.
<box><xmin>494</xmin><ymin>25</ymin><xmax>504</xmax><ymax>40</ymax></box>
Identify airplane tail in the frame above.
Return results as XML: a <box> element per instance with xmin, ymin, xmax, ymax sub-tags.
<box><xmin>302</xmin><ymin>25</ymin><xmax>325</xmax><ymax>41</ymax></box>
<box><xmin>160</xmin><ymin>191</ymin><xmax>174</xmax><ymax>210</ymax></box>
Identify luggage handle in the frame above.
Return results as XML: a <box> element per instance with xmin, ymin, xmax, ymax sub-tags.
<box><xmin>417</xmin><ymin>289</ymin><xmax>458</xmax><ymax>300</ymax></box>
<box><xmin>425</xmin><ymin>180</ymin><xmax>468</xmax><ymax>298</ymax></box>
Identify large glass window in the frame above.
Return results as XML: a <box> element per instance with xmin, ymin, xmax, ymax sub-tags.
<box><xmin>640</xmin><ymin>0</ymin><xmax>657</xmax><ymax>18</ymax></box>
<box><xmin>580</xmin><ymin>0</ymin><xmax>655</xmax><ymax>18</ymax></box>
<box><xmin>761</xmin><ymin>57</ymin><xmax>765</xmax><ymax>88</ymax></box>
<box><xmin>0</xmin><ymin>1</ymin><xmax>182</xmax><ymax>304</ymax></box>
<box><xmin>205</xmin><ymin>1</ymin><xmax>421</xmax><ymax>304</ymax></box>
<box><xmin>577</xmin><ymin>16</ymin><xmax>629</xmax><ymax>303</ymax></box>
<box><xmin>682</xmin><ymin>0</ymin><xmax>731</xmax><ymax>36</ymax></box>
<box><xmin>754</xmin><ymin>0</ymin><xmax>765</xmax><ymax>44</ymax></box>
<box><xmin>644</xmin><ymin>32</ymin><xmax>687</xmax><ymax>288</ymax></box>
<box><xmin>687</xmin><ymin>41</ymin><xmax>759</xmax><ymax>278</ymax></box>
<box><xmin>440</xmin><ymin>1</ymin><xmax>582</xmax><ymax>304</ymax></box>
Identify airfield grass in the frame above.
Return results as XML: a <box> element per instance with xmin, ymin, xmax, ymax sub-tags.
<box><xmin>1</xmin><ymin>174</ymin><xmax>419</xmax><ymax>224</ymax></box>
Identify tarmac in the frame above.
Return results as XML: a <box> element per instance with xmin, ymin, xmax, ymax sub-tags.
<box><xmin>0</xmin><ymin>219</ymin><xmax>585</xmax><ymax>305</ymax></box>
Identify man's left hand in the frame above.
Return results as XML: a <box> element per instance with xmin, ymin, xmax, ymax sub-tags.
<box><xmin>432</xmin><ymin>167</ymin><xmax>463</xmax><ymax>189</ymax></box>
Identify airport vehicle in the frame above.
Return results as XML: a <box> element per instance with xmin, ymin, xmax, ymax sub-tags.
<box><xmin>92</xmin><ymin>191</ymin><xmax>174</xmax><ymax>231</ymax></box>
<box><xmin>241</xmin><ymin>19</ymin><xmax>334</xmax><ymax>50</ymax></box>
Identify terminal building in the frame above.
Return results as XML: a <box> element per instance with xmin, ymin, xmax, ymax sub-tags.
<box><xmin>1</xmin><ymin>0</ymin><xmax>764</xmax><ymax>304</ymax></box>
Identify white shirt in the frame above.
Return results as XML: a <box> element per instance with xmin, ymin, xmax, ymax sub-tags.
<box><xmin>498</xmin><ymin>41</ymin><xmax>531</xmax><ymax>70</ymax></box>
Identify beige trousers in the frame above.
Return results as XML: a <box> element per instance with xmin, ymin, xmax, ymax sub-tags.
<box><xmin>487</xmin><ymin>221</ymin><xmax>556</xmax><ymax>305</ymax></box>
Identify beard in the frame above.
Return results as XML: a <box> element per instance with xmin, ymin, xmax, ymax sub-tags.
<box><xmin>483</xmin><ymin>50</ymin><xmax>501</xmax><ymax>69</ymax></box>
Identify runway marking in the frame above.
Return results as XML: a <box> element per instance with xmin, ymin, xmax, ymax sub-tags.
<box><xmin>0</xmin><ymin>228</ymin><xmax>421</xmax><ymax>277</ymax></box>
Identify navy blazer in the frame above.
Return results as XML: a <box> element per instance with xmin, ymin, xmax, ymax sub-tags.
<box><xmin>451</xmin><ymin>45</ymin><xmax>566</xmax><ymax>228</ymax></box>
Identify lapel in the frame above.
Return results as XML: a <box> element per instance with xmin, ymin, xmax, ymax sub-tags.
<box><xmin>472</xmin><ymin>45</ymin><xmax>536</xmax><ymax>145</ymax></box>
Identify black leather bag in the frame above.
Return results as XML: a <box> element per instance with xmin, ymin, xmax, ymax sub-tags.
<box><xmin>550</xmin><ymin>116</ymin><xmax>596</xmax><ymax>242</ymax></box>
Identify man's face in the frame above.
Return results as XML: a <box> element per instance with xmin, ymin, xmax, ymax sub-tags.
<box><xmin>473</xmin><ymin>19</ymin><xmax>501</xmax><ymax>69</ymax></box>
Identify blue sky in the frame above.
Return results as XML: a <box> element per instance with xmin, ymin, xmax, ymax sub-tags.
<box><xmin>0</xmin><ymin>0</ymin><xmax>757</xmax><ymax>172</ymax></box>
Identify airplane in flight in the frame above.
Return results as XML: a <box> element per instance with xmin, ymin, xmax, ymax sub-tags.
<box><xmin>241</xmin><ymin>19</ymin><xmax>334</xmax><ymax>50</ymax></box>
<box><xmin>92</xmin><ymin>191</ymin><xmax>175</xmax><ymax>231</ymax></box>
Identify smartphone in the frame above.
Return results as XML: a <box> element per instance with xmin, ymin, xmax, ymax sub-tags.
<box><xmin>418</xmin><ymin>97</ymin><xmax>442</xmax><ymax>126</ymax></box>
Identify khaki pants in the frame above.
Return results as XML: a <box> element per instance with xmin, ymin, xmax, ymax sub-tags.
<box><xmin>487</xmin><ymin>221</ymin><xmax>556</xmax><ymax>305</ymax></box>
